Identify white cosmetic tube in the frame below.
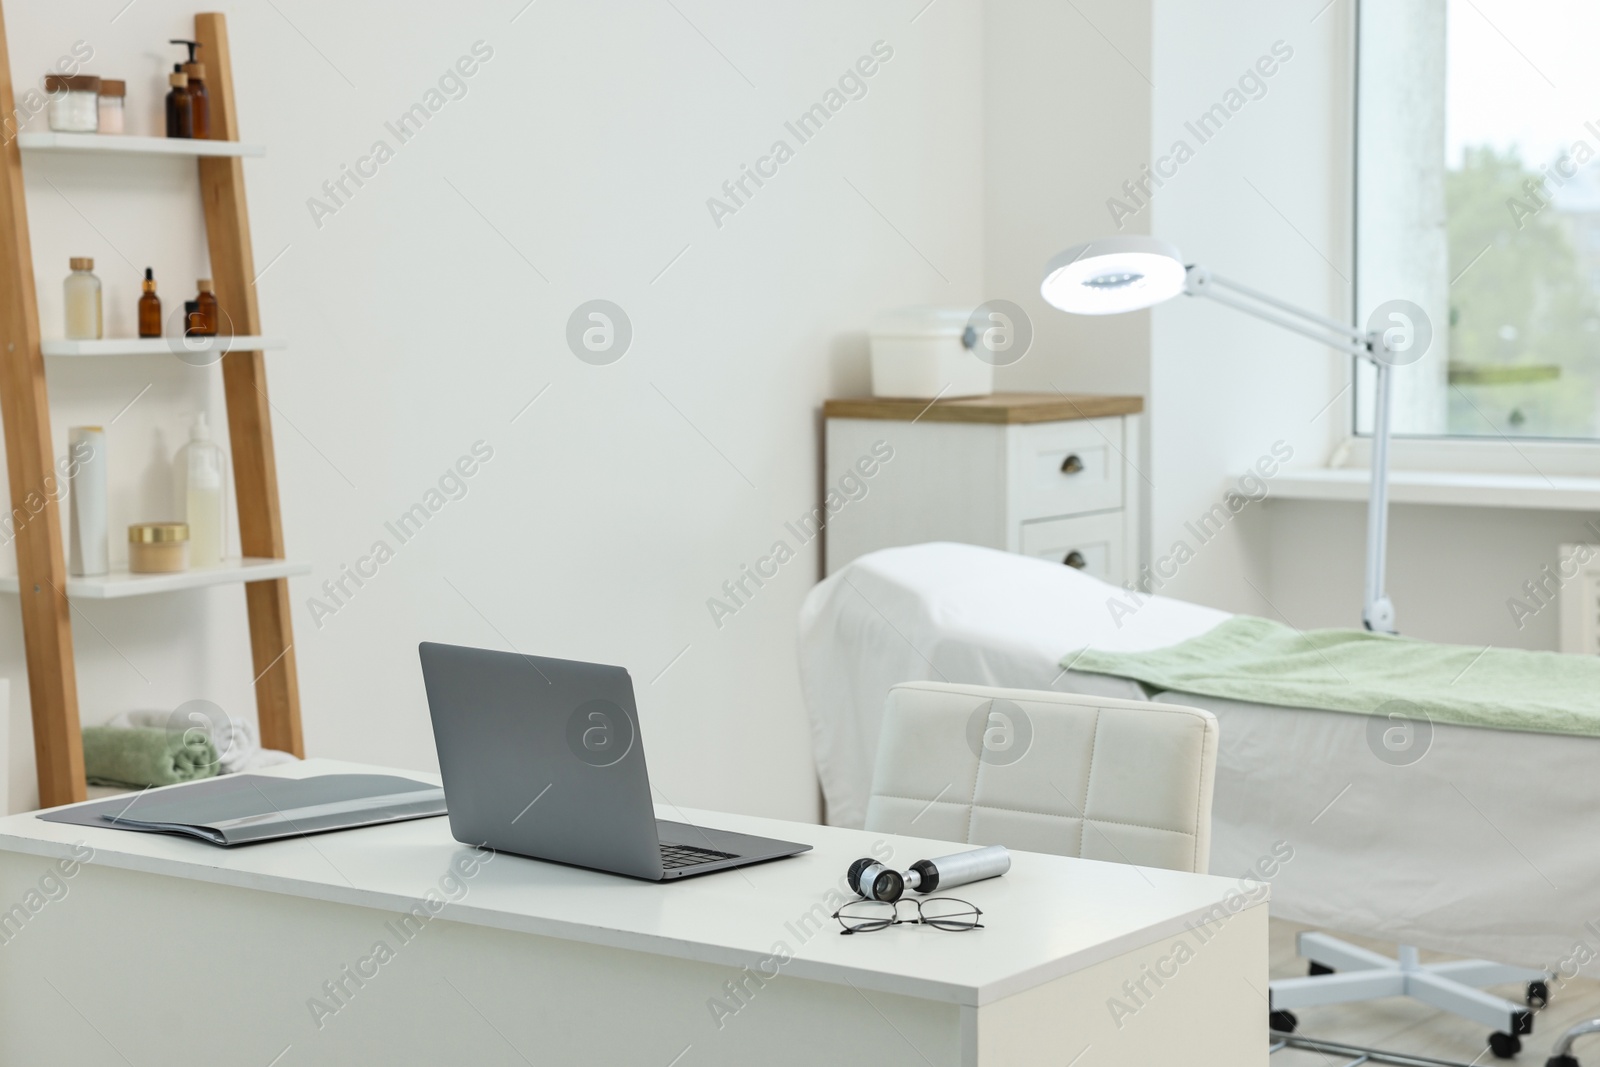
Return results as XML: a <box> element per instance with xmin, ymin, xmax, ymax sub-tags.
<box><xmin>67</xmin><ymin>426</ymin><xmax>107</xmax><ymax>577</ymax></box>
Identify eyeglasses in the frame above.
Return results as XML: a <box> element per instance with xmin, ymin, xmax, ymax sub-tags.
<box><xmin>832</xmin><ymin>897</ymin><xmax>983</xmax><ymax>935</ymax></box>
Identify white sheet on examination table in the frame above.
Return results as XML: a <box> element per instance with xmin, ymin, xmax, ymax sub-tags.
<box><xmin>1171</xmin><ymin>690</ymin><xmax>1600</xmax><ymax>973</ymax></box>
<box><xmin>799</xmin><ymin>542</ymin><xmax>1229</xmax><ymax>828</ymax></box>
<box><xmin>800</xmin><ymin>542</ymin><xmax>1600</xmax><ymax>973</ymax></box>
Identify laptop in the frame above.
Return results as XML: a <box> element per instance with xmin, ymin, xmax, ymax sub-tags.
<box><xmin>418</xmin><ymin>642</ymin><xmax>811</xmax><ymax>881</ymax></box>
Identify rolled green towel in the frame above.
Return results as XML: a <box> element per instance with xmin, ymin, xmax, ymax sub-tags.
<box><xmin>82</xmin><ymin>725</ymin><xmax>220</xmax><ymax>788</ymax></box>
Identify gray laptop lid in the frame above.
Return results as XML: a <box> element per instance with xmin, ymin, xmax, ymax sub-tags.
<box><xmin>418</xmin><ymin>642</ymin><xmax>664</xmax><ymax>879</ymax></box>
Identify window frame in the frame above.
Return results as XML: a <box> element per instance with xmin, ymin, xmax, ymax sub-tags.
<box><xmin>1347</xmin><ymin>0</ymin><xmax>1600</xmax><ymax>470</ymax></box>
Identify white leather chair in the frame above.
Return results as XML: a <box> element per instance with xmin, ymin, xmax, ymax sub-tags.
<box><xmin>863</xmin><ymin>681</ymin><xmax>1219</xmax><ymax>874</ymax></box>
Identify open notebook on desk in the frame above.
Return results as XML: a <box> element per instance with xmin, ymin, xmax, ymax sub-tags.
<box><xmin>38</xmin><ymin>773</ymin><xmax>446</xmax><ymax>846</ymax></box>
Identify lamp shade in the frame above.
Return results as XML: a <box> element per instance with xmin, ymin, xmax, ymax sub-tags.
<box><xmin>1039</xmin><ymin>236</ymin><xmax>1187</xmax><ymax>315</ymax></box>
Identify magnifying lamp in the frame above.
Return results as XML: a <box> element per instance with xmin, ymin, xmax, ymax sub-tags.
<box><xmin>1041</xmin><ymin>235</ymin><xmax>1404</xmax><ymax>634</ymax></box>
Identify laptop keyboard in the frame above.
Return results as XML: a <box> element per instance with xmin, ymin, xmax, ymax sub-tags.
<box><xmin>660</xmin><ymin>842</ymin><xmax>737</xmax><ymax>869</ymax></box>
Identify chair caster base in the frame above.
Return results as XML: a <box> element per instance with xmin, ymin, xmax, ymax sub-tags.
<box><xmin>1269</xmin><ymin>1009</ymin><xmax>1298</xmax><ymax>1034</ymax></box>
<box><xmin>1489</xmin><ymin>1031</ymin><xmax>1522</xmax><ymax>1059</ymax></box>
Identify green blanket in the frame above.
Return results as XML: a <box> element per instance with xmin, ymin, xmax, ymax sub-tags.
<box><xmin>1066</xmin><ymin>615</ymin><xmax>1600</xmax><ymax>736</ymax></box>
<box><xmin>82</xmin><ymin>725</ymin><xmax>220</xmax><ymax>788</ymax></box>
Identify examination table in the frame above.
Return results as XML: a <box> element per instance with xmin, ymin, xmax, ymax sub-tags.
<box><xmin>800</xmin><ymin>542</ymin><xmax>1600</xmax><ymax>980</ymax></box>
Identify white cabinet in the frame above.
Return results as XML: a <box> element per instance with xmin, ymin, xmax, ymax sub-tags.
<box><xmin>1019</xmin><ymin>511</ymin><xmax>1128</xmax><ymax>577</ymax></box>
<box><xmin>822</xmin><ymin>392</ymin><xmax>1143</xmax><ymax>584</ymax></box>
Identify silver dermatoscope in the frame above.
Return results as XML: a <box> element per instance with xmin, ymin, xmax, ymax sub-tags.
<box><xmin>846</xmin><ymin>844</ymin><xmax>1011</xmax><ymax>903</ymax></box>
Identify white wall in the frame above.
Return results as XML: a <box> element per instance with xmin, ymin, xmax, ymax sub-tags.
<box><xmin>1262</xmin><ymin>499</ymin><xmax>1595</xmax><ymax>649</ymax></box>
<box><xmin>982</xmin><ymin>0</ymin><xmax>1153</xmax><ymax>563</ymax></box>
<box><xmin>1148</xmin><ymin>0</ymin><xmax>1352</xmax><ymax>614</ymax></box>
<box><xmin>2</xmin><ymin>0</ymin><xmax>986</xmax><ymax>814</ymax></box>
<box><xmin>984</xmin><ymin>0</ymin><xmax>1151</xmax><ymax>400</ymax></box>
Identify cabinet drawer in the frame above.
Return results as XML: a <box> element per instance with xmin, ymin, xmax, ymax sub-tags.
<box><xmin>1019</xmin><ymin>512</ymin><xmax>1126</xmax><ymax>583</ymax></box>
<box><xmin>1011</xmin><ymin>419</ymin><xmax>1123</xmax><ymax>522</ymax></box>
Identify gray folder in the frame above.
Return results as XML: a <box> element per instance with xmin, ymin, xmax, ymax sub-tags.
<box><xmin>38</xmin><ymin>773</ymin><xmax>447</xmax><ymax>847</ymax></box>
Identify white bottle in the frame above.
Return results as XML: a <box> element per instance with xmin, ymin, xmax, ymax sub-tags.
<box><xmin>64</xmin><ymin>257</ymin><xmax>102</xmax><ymax>340</ymax></box>
<box><xmin>67</xmin><ymin>426</ymin><xmax>108</xmax><ymax>576</ymax></box>
<box><xmin>183</xmin><ymin>414</ymin><xmax>226</xmax><ymax>568</ymax></box>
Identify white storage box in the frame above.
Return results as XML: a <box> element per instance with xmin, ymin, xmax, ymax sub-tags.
<box><xmin>869</xmin><ymin>307</ymin><xmax>994</xmax><ymax>399</ymax></box>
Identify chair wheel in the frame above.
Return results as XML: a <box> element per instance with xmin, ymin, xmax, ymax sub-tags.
<box><xmin>1528</xmin><ymin>980</ymin><xmax>1551</xmax><ymax>1008</ymax></box>
<box><xmin>1489</xmin><ymin>1031</ymin><xmax>1522</xmax><ymax>1059</ymax></box>
<box><xmin>1309</xmin><ymin>961</ymin><xmax>1336</xmax><ymax>976</ymax></box>
<box><xmin>1545</xmin><ymin>1055</ymin><xmax>1579</xmax><ymax>1067</ymax></box>
<box><xmin>1270</xmin><ymin>1009</ymin><xmax>1298</xmax><ymax>1034</ymax></box>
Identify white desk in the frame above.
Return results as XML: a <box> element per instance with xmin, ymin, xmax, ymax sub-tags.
<box><xmin>0</xmin><ymin>760</ymin><xmax>1266</xmax><ymax>1065</ymax></box>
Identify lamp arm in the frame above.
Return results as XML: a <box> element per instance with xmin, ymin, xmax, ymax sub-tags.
<box><xmin>1186</xmin><ymin>266</ymin><xmax>1371</xmax><ymax>357</ymax></box>
<box><xmin>1180</xmin><ymin>265</ymin><xmax>1398</xmax><ymax>633</ymax></box>
<box><xmin>1198</xmin><ymin>269</ymin><xmax>1367</xmax><ymax>343</ymax></box>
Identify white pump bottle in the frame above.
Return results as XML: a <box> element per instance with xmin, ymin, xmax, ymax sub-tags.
<box><xmin>183</xmin><ymin>413</ymin><xmax>226</xmax><ymax>568</ymax></box>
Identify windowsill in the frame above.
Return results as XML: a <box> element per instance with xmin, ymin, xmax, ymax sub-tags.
<box><xmin>1336</xmin><ymin>433</ymin><xmax>1600</xmax><ymax>478</ymax></box>
<box><xmin>1267</xmin><ymin>468</ymin><xmax>1600</xmax><ymax>511</ymax></box>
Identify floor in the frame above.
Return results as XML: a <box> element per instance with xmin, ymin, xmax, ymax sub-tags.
<box><xmin>1269</xmin><ymin>919</ymin><xmax>1600</xmax><ymax>1065</ymax></box>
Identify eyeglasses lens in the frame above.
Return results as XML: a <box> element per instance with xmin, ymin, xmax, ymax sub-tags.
<box><xmin>919</xmin><ymin>897</ymin><xmax>982</xmax><ymax>930</ymax></box>
<box><xmin>836</xmin><ymin>900</ymin><xmax>897</xmax><ymax>933</ymax></box>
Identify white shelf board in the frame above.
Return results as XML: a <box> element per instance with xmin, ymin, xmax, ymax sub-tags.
<box><xmin>1266</xmin><ymin>467</ymin><xmax>1600</xmax><ymax>511</ymax></box>
<box><xmin>17</xmin><ymin>131</ymin><xmax>264</xmax><ymax>158</ymax></box>
<box><xmin>41</xmin><ymin>336</ymin><xmax>284</xmax><ymax>358</ymax></box>
<box><xmin>0</xmin><ymin>557</ymin><xmax>310</xmax><ymax>599</ymax></box>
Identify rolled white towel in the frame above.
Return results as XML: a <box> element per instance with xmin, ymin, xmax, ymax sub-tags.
<box><xmin>106</xmin><ymin>707</ymin><xmax>269</xmax><ymax>775</ymax></box>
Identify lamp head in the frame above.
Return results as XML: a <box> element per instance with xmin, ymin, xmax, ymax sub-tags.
<box><xmin>1040</xmin><ymin>236</ymin><xmax>1188</xmax><ymax>315</ymax></box>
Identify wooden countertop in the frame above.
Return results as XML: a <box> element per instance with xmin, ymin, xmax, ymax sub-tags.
<box><xmin>823</xmin><ymin>391</ymin><xmax>1144</xmax><ymax>424</ymax></box>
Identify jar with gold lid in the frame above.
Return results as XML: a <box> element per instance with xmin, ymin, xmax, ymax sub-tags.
<box><xmin>128</xmin><ymin>522</ymin><xmax>189</xmax><ymax>574</ymax></box>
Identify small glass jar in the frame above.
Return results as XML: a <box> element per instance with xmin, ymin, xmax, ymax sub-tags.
<box><xmin>97</xmin><ymin>80</ymin><xmax>125</xmax><ymax>134</ymax></box>
<box><xmin>128</xmin><ymin>523</ymin><xmax>189</xmax><ymax>574</ymax></box>
<box><xmin>44</xmin><ymin>74</ymin><xmax>100</xmax><ymax>133</ymax></box>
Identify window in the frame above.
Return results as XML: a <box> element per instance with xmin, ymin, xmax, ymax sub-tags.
<box><xmin>1356</xmin><ymin>0</ymin><xmax>1600</xmax><ymax>442</ymax></box>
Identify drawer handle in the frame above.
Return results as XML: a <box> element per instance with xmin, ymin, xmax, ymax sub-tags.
<box><xmin>1060</xmin><ymin>454</ymin><xmax>1085</xmax><ymax>475</ymax></box>
<box><xmin>1062</xmin><ymin>551</ymin><xmax>1087</xmax><ymax>569</ymax></box>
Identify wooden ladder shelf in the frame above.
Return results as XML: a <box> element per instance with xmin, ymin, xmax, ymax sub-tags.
<box><xmin>0</xmin><ymin>10</ymin><xmax>303</xmax><ymax>808</ymax></box>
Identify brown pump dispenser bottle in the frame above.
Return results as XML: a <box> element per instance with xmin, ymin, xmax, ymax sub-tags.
<box><xmin>165</xmin><ymin>70</ymin><xmax>192</xmax><ymax>138</ymax></box>
<box><xmin>170</xmin><ymin>40</ymin><xmax>209</xmax><ymax>139</ymax></box>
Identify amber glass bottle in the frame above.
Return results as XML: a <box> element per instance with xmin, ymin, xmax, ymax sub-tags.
<box><xmin>169</xmin><ymin>41</ymin><xmax>209</xmax><ymax>139</ymax></box>
<box><xmin>165</xmin><ymin>70</ymin><xmax>192</xmax><ymax>138</ymax></box>
<box><xmin>195</xmin><ymin>278</ymin><xmax>219</xmax><ymax>336</ymax></box>
<box><xmin>184</xmin><ymin>61</ymin><xmax>209</xmax><ymax>139</ymax></box>
<box><xmin>138</xmin><ymin>268</ymin><xmax>162</xmax><ymax>338</ymax></box>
